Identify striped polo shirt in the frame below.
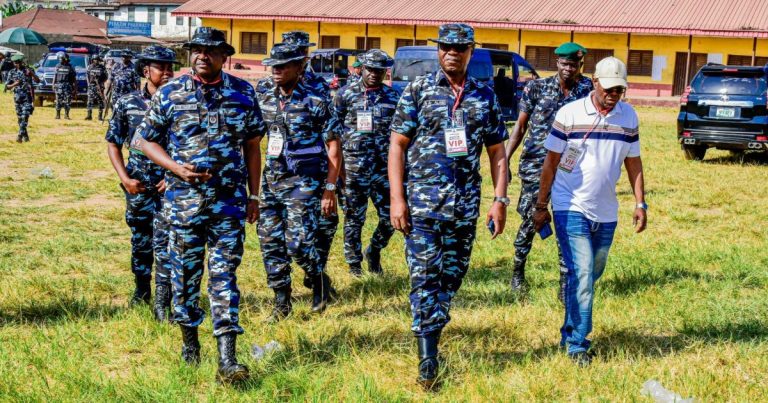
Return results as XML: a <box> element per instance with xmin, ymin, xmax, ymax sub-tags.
<box><xmin>543</xmin><ymin>94</ymin><xmax>641</xmax><ymax>223</ymax></box>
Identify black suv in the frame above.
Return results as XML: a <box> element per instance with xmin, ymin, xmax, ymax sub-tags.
<box><xmin>677</xmin><ymin>64</ymin><xmax>768</xmax><ymax>160</ymax></box>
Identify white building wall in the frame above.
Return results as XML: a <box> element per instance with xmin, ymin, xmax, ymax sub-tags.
<box><xmin>89</xmin><ymin>5</ymin><xmax>200</xmax><ymax>39</ymax></box>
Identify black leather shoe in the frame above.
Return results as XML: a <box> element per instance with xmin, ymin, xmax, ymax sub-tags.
<box><xmin>510</xmin><ymin>258</ymin><xmax>528</xmax><ymax>293</ymax></box>
<box><xmin>129</xmin><ymin>275</ymin><xmax>152</xmax><ymax>306</ymax></box>
<box><xmin>569</xmin><ymin>351</ymin><xmax>592</xmax><ymax>368</ymax></box>
<box><xmin>364</xmin><ymin>246</ymin><xmax>383</xmax><ymax>274</ymax></box>
<box><xmin>153</xmin><ymin>284</ymin><xmax>171</xmax><ymax>322</ymax></box>
<box><xmin>558</xmin><ymin>271</ymin><xmax>568</xmax><ymax>305</ymax></box>
<box><xmin>216</xmin><ymin>333</ymin><xmax>250</xmax><ymax>384</ymax></box>
<box><xmin>416</xmin><ymin>334</ymin><xmax>440</xmax><ymax>390</ymax></box>
<box><xmin>267</xmin><ymin>285</ymin><xmax>292</xmax><ymax>323</ymax></box>
<box><xmin>85</xmin><ymin>109</ymin><xmax>92</xmax><ymax>120</ymax></box>
<box><xmin>180</xmin><ymin>326</ymin><xmax>200</xmax><ymax>365</ymax></box>
<box><xmin>348</xmin><ymin>262</ymin><xmax>363</xmax><ymax>277</ymax></box>
<box><xmin>311</xmin><ymin>273</ymin><xmax>332</xmax><ymax>314</ymax></box>
<box><xmin>98</xmin><ymin>109</ymin><xmax>104</xmax><ymax>121</ymax></box>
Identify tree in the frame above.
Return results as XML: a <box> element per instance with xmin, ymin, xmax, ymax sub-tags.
<box><xmin>1</xmin><ymin>1</ymin><xmax>34</xmax><ymax>18</ymax></box>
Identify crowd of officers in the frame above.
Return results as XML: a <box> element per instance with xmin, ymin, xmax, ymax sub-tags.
<box><xmin>18</xmin><ymin>22</ymin><xmax>644</xmax><ymax>388</ymax></box>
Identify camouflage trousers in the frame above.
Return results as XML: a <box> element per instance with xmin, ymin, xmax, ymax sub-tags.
<box><xmin>86</xmin><ymin>84</ymin><xmax>105</xmax><ymax>110</ymax></box>
<box><xmin>54</xmin><ymin>83</ymin><xmax>73</xmax><ymax>111</ymax></box>
<box><xmin>123</xmin><ymin>181</ymin><xmax>170</xmax><ymax>286</ymax></box>
<box><xmin>258</xmin><ymin>173</ymin><xmax>323</xmax><ymax>289</ymax></box>
<box><xmin>515</xmin><ymin>180</ymin><xmax>567</xmax><ymax>273</ymax></box>
<box><xmin>406</xmin><ymin>216</ymin><xmax>477</xmax><ymax>337</ymax></box>
<box><xmin>342</xmin><ymin>169</ymin><xmax>394</xmax><ymax>264</ymax></box>
<box><xmin>167</xmin><ymin>184</ymin><xmax>247</xmax><ymax>336</ymax></box>
<box><xmin>13</xmin><ymin>92</ymin><xmax>33</xmax><ymax>136</ymax></box>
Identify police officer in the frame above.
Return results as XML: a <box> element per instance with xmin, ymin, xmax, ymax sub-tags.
<box><xmin>347</xmin><ymin>60</ymin><xmax>363</xmax><ymax>85</ymax></box>
<box><xmin>256</xmin><ymin>43</ymin><xmax>342</xmax><ymax>322</ymax></box>
<box><xmin>86</xmin><ymin>55</ymin><xmax>108</xmax><ymax>121</ymax></box>
<box><xmin>389</xmin><ymin>24</ymin><xmax>509</xmax><ymax>389</ymax></box>
<box><xmin>326</xmin><ymin>49</ymin><xmax>398</xmax><ymax>276</ymax></box>
<box><xmin>5</xmin><ymin>54</ymin><xmax>40</xmax><ymax>143</ymax></box>
<box><xmin>106</xmin><ymin>46</ymin><xmax>179</xmax><ymax>322</ymax></box>
<box><xmin>139</xmin><ymin>27</ymin><xmax>265</xmax><ymax>384</ymax></box>
<box><xmin>505</xmin><ymin>42</ymin><xmax>593</xmax><ymax>301</ymax></box>
<box><xmin>107</xmin><ymin>49</ymin><xmax>141</xmax><ymax>106</ymax></box>
<box><xmin>52</xmin><ymin>51</ymin><xmax>76</xmax><ymax>120</ymax></box>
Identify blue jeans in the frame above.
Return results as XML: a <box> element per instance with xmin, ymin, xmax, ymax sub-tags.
<box><xmin>553</xmin><ymin>211</ymin><xmax>617</xmax><ymax>354</ymax></box>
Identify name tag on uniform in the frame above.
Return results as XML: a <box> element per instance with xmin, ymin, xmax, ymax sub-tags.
<box><xmin>208</xmin><ymin>112</ymin><xmax>219</xmax><ymax>134</ymax></box>
<box><xmin>127</xmin><ymin>110</ymin><xmax>146</xmax><ymax>116</ymax></box>
<box><xmin>174</xmin><ymin>104</ymin><xmax>198</xmax><ymax>111</ymax></box>
<box><xmin>266</xmin><ymin>124</ymin><xmax>284</xmax><ymax>159</ymax></box>
<box><xmin>357</xmin><ymin>110</ymin><xmax>373</xmax><ymax>132</ymax></box>
<box><xmin>445</xmin><ymin>127</ymin><xmax>468</xmax><ymax>157</ymax></box>
<box><xmin>558</xmin><ymin>142</ymin><xmax>584</xmax><ymax>173</ymax></box>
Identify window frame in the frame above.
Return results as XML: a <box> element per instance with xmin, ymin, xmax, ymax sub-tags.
<box><xmin>240</xmin><ymin>32</ymin><xmax>268</xmax><ymax>55</ymax></box>
<box><xmin>627</xmin><ymin>49</ymin><xmax>653</xmax><ymax>76</ymax></box>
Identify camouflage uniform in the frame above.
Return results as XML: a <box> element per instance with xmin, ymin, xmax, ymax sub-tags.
<box><xmin>139</xmin><ymin>72</ymin><xmax>266</xmax><ymax>336</ymax></box>
<box><xmin>105</xmin><ymin>87</ymin><xmax>171</xmax><ymax>288</ymax></box>
<box><xmin>53</xmin><ymin>62</ymin><xmax>76</xmax><ymax>114</ymax></box>
<box><xmin>391</xmin><ymin>69</ymin><xmax>508</xmax><ymax>337</ymax></box>
<box><xmin>256</xmin><ymin>80</ymin><xmax>337</xmax><ymax>289</ymax></box>
<box><xmin>6</xmin><ymin>66</ymin><xmax>36</xmax><ymax>141</ymax></box>
<box><xmin>327</xmin><ymin>79</ymin><xmax>399</xmax><ymax>266</ymax></box>
<box><xmin>514</xmin><ymin>75</ymin><xmax>593</xmax><ymax>273</ymax></box>
<box><xmin>110</xmin><ymin>61</ymin><xmax>141</xmax><ymax>106</ymax></box>
<box><xmin>86</xmin><ymin>62</ymin><xmax>108</xmax><ymax>114</ymax></box>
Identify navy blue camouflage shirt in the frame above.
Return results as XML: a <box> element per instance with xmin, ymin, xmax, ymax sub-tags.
<box><xmin>391</xmin><ymin>69</ymin><xmax>508</xmax><ymax>221</ymax></box>
<box><xmin>518</xmin><ymin>74</ymin><xmax>592</xmax><ymax>181</ymax></box>
<box><xmin>110</xmin><ymin>61</ymin><xmax>141</xmax><ymax>100</ymax></box>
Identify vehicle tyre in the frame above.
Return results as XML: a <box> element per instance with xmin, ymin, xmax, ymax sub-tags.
<box><xmin>682</xmin><ymin>145</ymin><xmax>706</xmax><ymax>161</ymax></box>
<box><xmin>34</xmin><ymin>96</ymin><xmax>43</xmax><ymax>107</ymax></box>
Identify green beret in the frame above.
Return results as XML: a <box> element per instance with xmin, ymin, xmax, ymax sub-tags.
<box><xmin>10</xmin><ymin>54</ymin><xmax>23</xmax><ymax>62</ymax></box>
<box><xmin>555</xmin><ymin>42</ymin><xmax>587</xmax><ymax>61</ymax></box>
<box><xmin>352</xmin><ymin>60</ymin><xmax>362</xmax><ymax>68</ymax></box>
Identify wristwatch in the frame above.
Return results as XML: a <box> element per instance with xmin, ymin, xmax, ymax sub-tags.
<box><xmin>636</xmin><ymin>202</ymin><xmax>648</xmax><ymax>210</ymax></box>
<box><xmin>493</xmin><ymin>196</ymin><xmax>510</xmax><ymax>206</ymax></box>
<box><xmin>324</xmin><ymin>182</ymin><xmax>337</xmax><ymax>191</ymax></box>
<box><xmin>248</xmin><ymin>194</ymin><xmax>259</xmax><ymax>201</ymax></box>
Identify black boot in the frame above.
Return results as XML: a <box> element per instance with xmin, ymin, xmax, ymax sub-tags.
<box><xmin>348</xmin><ymin>262</ymin><xmax>363</xmax><ymax>277</ymax></box>
<box><xmin>558</xmin><ymin>271</ymin><xmax>568</xmax><ymax>305</ymax></box>
<box><xmin>180</xmin><ymin>325</ymin><xmax>200</xmax><ymax>365</ymax></box>
<box><xmin>216</xmin><ymin>333</ymin><xmax>250</xmax><ymax>384</ymax></box>
<box><xmin>98</xmin><ymin>109</ymin><xmax>104</xmax><ymax>121</ymax></box>
<box><xmin>85</xmin><ymin>109</ymin><xmax>92</xmax><ymax>120</ymax></box>
<box><xmin>16</xmin><ymin>133</ymin><xmax>22</xmax><ymax>143</ymax></box>
<box><xmin>311</xmin><ymin>272</ymin><xmax>333</xmax><ymax>314</ymax></box>
<box><xmin>267</xmin><ymin>285</ymin><xmax>292</xmax><ymax>323</ymax></box>
<box><xmin>302</xmin><ymin>274</ymin><xmax>313</xmax><ymax>290</ymax></box>
<box><xmin>416</xmin><ymin>333</ymin><xmax>440</xmax><ymax>390</ymax></box>
<box><xmin>55</xmin><ymin>109</ymin><xmax>61</xmax><ymax>119</ymax></box>
<box><xmin>364</xmin><ymin>246</ymin><xmax>383</xmax><ymax>274</ymax></box>
<box><xmin>64</xmin><ymin>109</ymin><xmax>71</xmax><ymax>120</ymax></box>
<box><xmin>510</xmin><ymin>257</ymin><xmax>528</xmax><ymax>293</ymax></box>
<box><xmin>153</xmin><ymin>284</ymin><xmax>171</xmax><ymax>323</ymax></box>
<box><xmin>129</xmin><ymin>275</ymin><xmax>152</xmax><ymax>306</ymax></box>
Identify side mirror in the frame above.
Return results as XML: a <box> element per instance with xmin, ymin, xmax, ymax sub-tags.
<box><xmin>33</xmin><ymin>63</ymin><xmax>39</xmax><ymax>69</ymax></box>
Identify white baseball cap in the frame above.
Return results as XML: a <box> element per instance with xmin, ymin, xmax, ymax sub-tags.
<box><xmin>594</xmin><ymin>57</ymin><xmax>627</xmax><ymax>89</ymax></box>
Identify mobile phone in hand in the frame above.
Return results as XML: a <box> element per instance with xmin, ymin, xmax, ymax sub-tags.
<box><xmin>488</xmin><ymin>220</ymin><xmax>495</xmax><ymax>236</ymax></box>
<box><xmin>538</xmin><ymin>222</ymin><xmax>553</xmax><ymax>240</ymax></box>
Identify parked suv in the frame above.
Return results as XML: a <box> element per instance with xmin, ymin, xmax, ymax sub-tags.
<box><xmin>33</xmin><ymin>42</ymin><xmax>100</xmax><ymax>106</ymax></box>
<box><xmin>677</xmin><ymin>64</ymin><xmax>768</xmax><ymax>160</ymax></box>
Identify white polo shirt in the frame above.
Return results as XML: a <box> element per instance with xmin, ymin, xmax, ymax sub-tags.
<box><xmin>543</xmin><ymin>94</ymin><xmax>640</xmax><ymax>223</ymax></box>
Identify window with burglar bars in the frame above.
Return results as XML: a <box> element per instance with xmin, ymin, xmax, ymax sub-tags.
<box><xmin>627</xmin><ymin>50</ymin><xmax>653</xmax><ymax>76</ymax></box>
<box><xmin>356</xmin><ymin>37</ymin><xmax>381</xmax><ymax>51</ymax></box>
<box><xmin>241</xmin><ymin>32</ymin><xmax>268</xmax><ymax>55</ymax></box>
<box><xmin>321</xmin><ymin>36</ymin><xmax>340</xmax><ymax>49</ymax></box>
<box><xmin>525</xmin><ymin>46</ymin><xmax>558</xmax><ymax>71</ymax></box>
<box><xmin>583</xmin><ymin>49</ymin><xmax>615</xmax><ymax>74</ymax></box>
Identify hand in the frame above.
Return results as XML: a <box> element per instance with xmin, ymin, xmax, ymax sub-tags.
<box><xmin>122</xmin><ymin>178</ymin><xmax>146</xmax><ymax>195</ymax></box>
<box><xmin>486</xmin><ymin>202</ymin><xmax>507</xmax><ymax>240</ymax></box>
<box><xmin>173</xmin><ymin>163</ymin><xmax>212</xmax><ymax>184</ymax></box>
<box><xmin>633</xmin><ymin>208</ymin><xmax>647</xmax><ymax>233</ymax></box>
<box><xmin>321</xmin><ymin>189</ymin><xmax>337</xmax><ymax>217</ymax></box>
<box><xmin>390</xmin><ymin>197</ymin><xmax>411</xmax><ymax>235</ymax></box>
<box><xmin>533</xmin><ymin>208</ymin><xmax>551</xmax><ymax>232</ymax></box>
<box><xmin>155</xmin><ymin>179</ymin><xmax>166</xmax><ymax>194</ymax></box>
<box><xmin>247</xmin><ymin>199</ymin><xmax>260</xmax><ymax>224</ymax></box>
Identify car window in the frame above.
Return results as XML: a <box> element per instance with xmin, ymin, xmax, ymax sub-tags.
<box><xmin>692</xmin><ymin>72</ymin><xmax>767</xmax><ymax>96</ymax></box>
<box><xmin>392</xmin><ymin>58</ymin><xmax>439</xmax><ymax>81</ymax></box>
<box><xmin>42</xmin><ymin>55</ymin><xmax>87</xmax><ymax>69</ymax></box>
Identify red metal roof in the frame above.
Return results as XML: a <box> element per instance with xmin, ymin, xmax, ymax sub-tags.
<box><xmin>172</xmin><ymin>0</ymin><xmax>768</xmax><ymax>38</ymax></box>
<box><xmin>2</xmin><ymin>8</ymin><xmax>111</xmax><ymax>43</ymax></box>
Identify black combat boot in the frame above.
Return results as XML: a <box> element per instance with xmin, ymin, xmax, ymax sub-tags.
<box><xmin>216</xmin><ymin>332</ymin><xmax>250</xmax><ymax>384</ymax></box>
<box><xmin>302</xmin><ymin>274</ymin><xmax>313</xmax><ymax>290</ymax></box>
<box><xmin>311</xmin><ymin>272</ymin><xmax>333</xmax><ymax>314</ymax></box>
<box><xmin>153</xmin><ymin>284</ymin><xmax>171</xmax><ymax>323</ymax></box>
<box><xmin>85</xmin><ymin>108</ymin><xmax>92</xmax><ymax>120</ymax></box>
<box><xmin>98</xmin><ymin>108</ymin><xmax>104</xmax><ymax>121</ymax></box>
<box><xmin>55</xmin><ymin>109</ymin><xmax>61</xmax><ymax>119</ymax></box>
<box><xmin>510</xmin><ymin>257</ymin><xmax>528</xmax><ymax>293</ymax></box>
<box><xmin>416</xmin><ymin>333</ymin><xmax>440</xmax><ymax>390</ymax></box>
<box><xmin>64</xmin><ymin>108</ymin><xmax>71</xmax><ymax>120</ymax></box>
<box><xmin>129</xmin><ymin>275</ymin><xmax>152</xmax><ymax>306</ymax></box>
<box><xmin>364</xmin><ymin>246</ymin><xmax>383</xmax><ymax>274</ymax></box>
<box><xmin>16</xmin><ymin>131</ymin><xmax>22</xmax><ymax>143</ymax></box>
<box><xmin>180</xmin><ymin>325</ymin><xmax>200</xmax><ymax>365</ymax></box>
<box><xmin>267</xmin><ymin>285</ymin><xmax>292</xmax><ymax>323</ymax></box>
<box><xmin>348</xmin><ymin>262</ymin><xmax>363</xmax><ymax>277</ymax></box>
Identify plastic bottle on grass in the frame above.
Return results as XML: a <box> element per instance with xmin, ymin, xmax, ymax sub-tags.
<box><xmin>641</xmin><ymin>380</ymin><xmax>695</xmax><ymax>403</ymax></box>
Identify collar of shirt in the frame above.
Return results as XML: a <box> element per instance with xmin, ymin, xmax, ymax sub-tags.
<box><xmin>584</xmin><ymin>91</ymin><xmax>623</xmax><ymax>118</ymax></box>
<box><xmin>435</xmin><ymin>69</ymin><xmax>477</xmax><ymax>91</ymax></box>
<box><xmin>191</xmin><ymin>70</ymin><xmax>225</xmax><ymax>87</ymax></box>
<box><xmin>277</xmin><ymin>79</ymin><xmax>309</xmax><ymax>106</ymax></box>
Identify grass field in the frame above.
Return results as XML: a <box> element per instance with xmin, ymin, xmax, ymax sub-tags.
<box><xmin>0</xmin><ymin>92</ymin><xmax>767</xmax><ymax>402</ymax></box>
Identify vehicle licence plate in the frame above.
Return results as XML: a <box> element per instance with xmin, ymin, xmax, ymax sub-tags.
<box><xmin>715</xmin><ymin>106</ymin><xmax>736</xmax><ymax>118</ymax></box>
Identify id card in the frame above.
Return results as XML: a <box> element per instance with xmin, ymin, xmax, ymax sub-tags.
<box><xmin>266</xmin><ymin>125</ymin><xmax>284</xmax><ymax>159</ymax></box>
<box><xmin>445</xmin><ymin>127</ymin><xmax>468</xmax><ymax>157</ymax></box>
<box><xmin>558</xmin><ymin>142</ymin><xmax>584</xmax><ymax>173</ymax></box>
<box><xmin>357</xmin><ymin>110</ymin><xmax>373</xmax><ymax>132</ymax></box>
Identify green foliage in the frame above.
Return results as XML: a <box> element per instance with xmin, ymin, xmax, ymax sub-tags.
<box><xmin>1</xmin><ymin>1</ymin><xmax>33</xmax><ymax>18</ymax></box>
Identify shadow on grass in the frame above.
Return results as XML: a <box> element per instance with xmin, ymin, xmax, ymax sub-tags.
<box><xmin>0</xmin><ymin>297</ymin><xmax>123</xmax><ymax>326</ymax></box>
<box><xmin>600</xmin><ymin>265</ymin><xmax>705</xmax><ymax>296</ymax></box>
<box><xmin>703</xmin><ymin>152</ymin><xmax>768</xmax><ymax>165</ymax></box>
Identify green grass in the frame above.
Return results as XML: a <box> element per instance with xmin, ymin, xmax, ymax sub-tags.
<box><xmin>1</xmin><ymin>94</ymin><xmax>767</xmax><ymax>401</ymax></box>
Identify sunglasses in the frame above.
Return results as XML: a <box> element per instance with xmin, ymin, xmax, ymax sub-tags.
<box><xmin>603</xmin><ymin>86</ymin><xmax>626</xmax><ymax>95</ymax></box>
<box><xmin>439</xmin><ymin>43</ymin><xmax>471</xmax><ymax>53</ymax></box>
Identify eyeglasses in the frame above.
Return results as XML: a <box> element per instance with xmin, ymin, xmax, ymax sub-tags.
<box><xmin>603</xmin><ymin>86</ymin><xmax>626</xmax><ymax>95</ymax></box>
<box><xmin>439</xmin><ymin>43</ymin><xmax>470</xmax><ymax>53</ymax></box>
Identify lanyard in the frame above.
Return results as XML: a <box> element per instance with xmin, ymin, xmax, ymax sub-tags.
<box><xmin>363</xmin><ymin>86</ymin><xmax>380</xmax><ymax>110</ymax></box>
<box><xmin>450</xmin><ymin>79</ymin><xmax>465</xmax><ymax>118</ymax></box>
<box><xmin>579</xmin><ymin>97</ymin><xmax>609</xmax><ymax>145</ymax></box>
